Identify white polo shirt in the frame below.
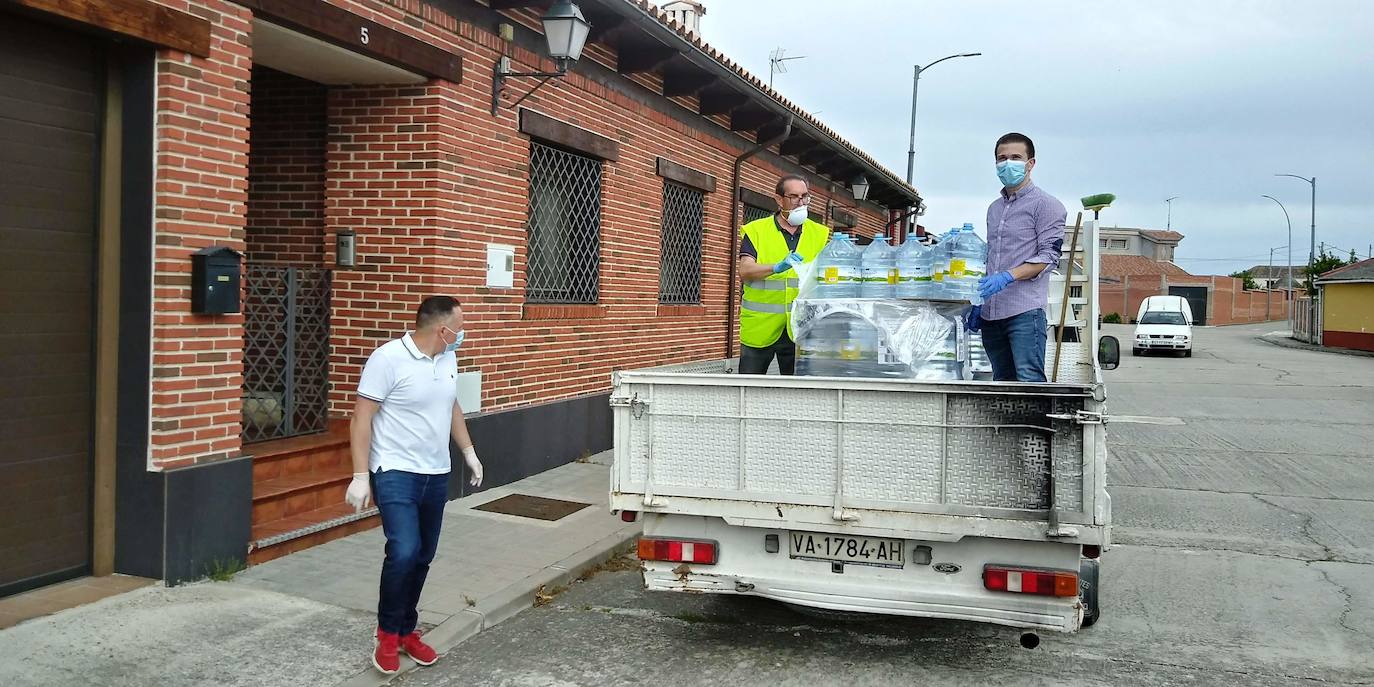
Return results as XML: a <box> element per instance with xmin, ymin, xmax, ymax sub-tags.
<box><xmin>357</xmin><ymin>333</ymin><xmax>458</xmax><ymax>474</ymax></box>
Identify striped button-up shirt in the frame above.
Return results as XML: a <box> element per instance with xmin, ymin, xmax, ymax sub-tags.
<box><xmin>983</xmin><ymin>181</ymin><xmax>1066</xmax><ymax>321</ymax></box>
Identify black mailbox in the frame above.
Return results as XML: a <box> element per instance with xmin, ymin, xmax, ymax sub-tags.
<box><xmin>191</xmin><ymin>246</ymin><xmax>242</xmax><ymax>315</ymax></box>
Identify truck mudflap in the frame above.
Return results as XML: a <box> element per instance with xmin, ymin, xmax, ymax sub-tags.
<box><xmin>643</xmin><ymin>563</ymin><xmax>1082</xmax><ymax>633</ymax></box>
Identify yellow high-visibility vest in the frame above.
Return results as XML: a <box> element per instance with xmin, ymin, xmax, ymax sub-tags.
<box><xmin>740</xmin><ymin>215</ymin><xmax>830</xmax><ymax>348</ymax></box>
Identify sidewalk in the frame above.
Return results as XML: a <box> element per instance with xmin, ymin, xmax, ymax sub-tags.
<box><xmin>1258</xmin><ymin>330</ymin><xmax>1374</xmax><ymax>358</ymax></box>
<box><xmin>0</xmin><ymin>452</ymin><xmax>639</xmax><ymax>687</ymax></box>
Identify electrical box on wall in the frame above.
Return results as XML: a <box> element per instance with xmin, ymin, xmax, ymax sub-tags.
<box><xmin>191</xmin><ymin>246</ymin><xmax>242</xmax><ymax>315</ymax></box>
<box><xmin>487</xmin><ymin>244</ymin><xmax>514</xmax><ymax>288</ymax></box>
<box><xmin>455</xmin><ymin>371</ymin><xmax>482</xmax><ymax>414</ymax></box>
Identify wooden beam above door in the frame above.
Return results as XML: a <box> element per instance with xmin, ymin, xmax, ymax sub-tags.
<box><xmin>233</xmin><ymin>0</ymin><xmax>462</xmax><ymax>83</ymax></box>
<box><xmin>4</xmin><ymin>0</ymin><xmax>212</xmax><ymax>56</ymax></box>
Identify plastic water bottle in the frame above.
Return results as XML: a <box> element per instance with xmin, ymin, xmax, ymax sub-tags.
<box><xmin>928</xmin><ymin>230</ymin><xmax>955</xmax><ymax>299</ymax></box>
<box><xmin>895</xmin><ymin>237</ymin><xmax>931</xmax><ymax>298</ymax></box>
<box><xmin>947</xmin><ymin>224</ymin><xmax>987</xmax><ymax>303</ymax></box>
<box><xmin>914</xmin><ymin>314</ymin><xmax>965</xmax><ymax>381</ymax></box>
<box><xmin>797</xmin><ymin>311</ymin><xmax>879</xmax><ymax>377</ymax></box>
<box><xmin>813</xmin><ymin>233</ymin><xmax>862</xmax><ymax>298</ymax></box>
<box><xmin>860</xmin><ymin>235</ymin><xmax>897</xmax><ymax>298</ymax></box>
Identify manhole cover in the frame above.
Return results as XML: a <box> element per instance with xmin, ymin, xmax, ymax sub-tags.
<box><xmin>472</xmin><ymin>494</ymin><xmax>591</xmax><ymax>521</ymax></box>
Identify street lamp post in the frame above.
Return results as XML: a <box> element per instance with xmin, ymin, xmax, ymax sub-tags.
<box><xmin>1165</xmin><ymin>196</ymin><xmax>1179</xmax><ymax>231</ymax></box>
<box><xmin>1276</xmin><ymin>174</ymin><xmax>1317</xmax><ymax>342</ymax></box>
<box><xmin>1260</xmin><ymin>194</ymin><xmax>1293</xmax><ymax>330</ymax></box>
<box><xmin>904</xmin><ymin>52</ymin><xmax>980</xmax><ymax>233</ymax></box>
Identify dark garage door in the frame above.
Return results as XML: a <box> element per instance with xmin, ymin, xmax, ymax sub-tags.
<box><xmin>1167</xmin><ymin>286</ymin><xmax>1209</xmax><ymax>326</ymax></box>
<box><xmin>0</xmin><ymin>14</ymin><xmax>101</xmax><ymax>595</ymax></box>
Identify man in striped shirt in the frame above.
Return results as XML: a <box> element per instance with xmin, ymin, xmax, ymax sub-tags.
<box><xmin>974</xmin><ymin>132</ymin><xmax>1067</xmax><ymax>382</ymax></box>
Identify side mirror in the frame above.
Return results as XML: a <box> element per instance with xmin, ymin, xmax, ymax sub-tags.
<box><xmin>1098</xmin><ymin>335</ymin><xmax>1121</xmax><ymax>371</ymax></box>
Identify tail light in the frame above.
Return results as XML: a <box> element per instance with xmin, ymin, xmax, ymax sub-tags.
<box><xmin>1082</xmin><ymin>545</ymin><xmax>1101</xmax><ymax>559</ymax></box>
<box><xmin>638</xmin><ymin>537</ymin><xmax>718</xmax><ymax>565</ymax></box>
<box><xmin>983</xmin><ymin>565</ymin><xmax>1078</xmax><ymax>597</ymax></box>
<box><xmin>619</xmin><ymin>510</ymin><xmax>638</xmax><ymax>523</ymax></box>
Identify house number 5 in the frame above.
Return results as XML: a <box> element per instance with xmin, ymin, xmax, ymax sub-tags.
<box><xmin>360</xmin><ymin>27</ymin><xmax>370</xmax><ymax>44</ymax></box>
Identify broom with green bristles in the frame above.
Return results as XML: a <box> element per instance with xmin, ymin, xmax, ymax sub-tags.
<box><xmin>1051</xmin><ymin>193</ymin><xmax>1114</xmax><ymax>381</ymax></box>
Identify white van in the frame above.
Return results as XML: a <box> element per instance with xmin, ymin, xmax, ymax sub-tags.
<box><xmin>1133</xmin><ymin>295</ymin><xmax>1194</xmax><ymax>357</ymax></box>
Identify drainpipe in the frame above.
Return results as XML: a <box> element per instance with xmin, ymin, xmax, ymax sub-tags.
<box><xmin>726</xmin><ymin>116</ymin><xmax>793</xmax><ymax>360</ymax></box>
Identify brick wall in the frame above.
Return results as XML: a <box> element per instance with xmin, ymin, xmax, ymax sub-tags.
<box><xmin>1099</xmin><ymin>275</ymin><xmax>1291</xmax><ymax>326</ymax></box>
<box><xmin>246</xmin><ymin>66</ymin><xmax>326</xmax><ymax>266</ymax></box>
<box><xmin>148</xmin><ymin>0</ymin><xmax>252</xmax><ymax>469</ymax></box>
<box><xmin>147</xmin><ymin>0</ymin><xmax>900</xmax><ymax>466</ymax></box>
<box><xmin>312</xmin><ymin>1</ymin><xmax>893</xmax><ymax>415</ymax></box>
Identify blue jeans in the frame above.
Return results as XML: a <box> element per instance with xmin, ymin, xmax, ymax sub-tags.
<box><xmin>980</xmin><ymin>308</ymin><xmax>1048</xmax><ymax>382</ymax></box>
<box><xmin>371</xmin><ymin>469</ymin><xmax>449</xmax><ymax>635</ymax></box>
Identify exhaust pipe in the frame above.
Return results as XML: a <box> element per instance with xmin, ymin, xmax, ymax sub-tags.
<box><xmin>1019</xmin><ymin>632</ymin><xmax>1040</xmax><ymax>650</ymax></box>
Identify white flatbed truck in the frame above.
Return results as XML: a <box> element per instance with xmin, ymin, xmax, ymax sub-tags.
<box><xmin>609</xmin><ymin>220</ymin><xmax>1120</xmax><ymax>634</ymax></box>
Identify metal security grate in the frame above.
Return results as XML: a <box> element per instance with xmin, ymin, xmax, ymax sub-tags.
<box><xmin>526</xmin><ymin>142</ymin><xmax>602</xmax><ymax>304</ymax></box>
<box><xmin>742</xmin><ymin>203</ymin><xmax>772</xmax><ymax>226</ymax></box>
<box><xmin>242</xmin><ymin>266</ymin><xmax>331</xmax><ymax>443</ymax></box>
<box><xmin>659</xmin><ymin>181</ymin><xmax>705</xmax><ymax>304</ymax></box>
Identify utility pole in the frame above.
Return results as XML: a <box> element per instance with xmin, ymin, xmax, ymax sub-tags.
<box><xmin>1267</xmin><ymin>245</ymin><xmax>1287</xmax><ymax>321</ymax></box>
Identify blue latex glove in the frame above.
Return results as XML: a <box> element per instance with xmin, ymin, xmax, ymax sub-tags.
<box><xmin>773</xmin><ymin>251</ymin><xmax>805</xmax><ymax>274</ymax></box>
<box><xmin>964</xmin><ymin>305</ymin><xmax>982</xmax><ymax>332</ymax></box>
<box><xmin>978</xmin><ymin>271</ymin><xmax>1015</xmax><ymax>300</ymax></box>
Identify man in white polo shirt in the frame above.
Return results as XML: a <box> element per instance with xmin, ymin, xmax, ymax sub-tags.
<box><xmin>344</xmin><ymin>295</ymin><xmax>483</xmax><ymax>675</ymax></box>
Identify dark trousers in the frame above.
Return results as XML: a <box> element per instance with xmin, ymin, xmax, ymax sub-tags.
<box><xmin>372</xmin><ymin>469</ymin><xmax>448</xmax><ymax>635</ymax></box>
<box><xmin>739</xmin><ymin>331</ymin><xmax>796</xmax><ymax>375</ymax></box>
<box><xmin>981</xmin><ymin>308</ymin><xmax>1048</xmax><ymax>382</ymax></box>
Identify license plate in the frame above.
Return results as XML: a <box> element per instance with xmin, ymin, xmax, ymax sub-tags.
<box><xmin>788</xmin><ymin>532</ymin><xmax>905</xmax><ymax>568</ymax></box>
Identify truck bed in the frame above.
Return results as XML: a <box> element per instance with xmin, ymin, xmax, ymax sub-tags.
<box><xmin>610</xmin><ymin>354</ymin><xmax>1110</xmax><ymax>546</ymax></box>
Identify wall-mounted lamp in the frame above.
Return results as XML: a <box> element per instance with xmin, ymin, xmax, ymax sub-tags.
<box><xmin>850</xmin><ymin>174</ymin><xmax>870</xmax><ymax>204</ymax></box>
<box><xmin>336</xmin><ymin>229</ymin><xmax>356</xmax><ymax>268</ymax></box>
<box><xmin>491</xmin><ymin>0</ymin><xmax>591</xmax><ymax>115</ymax></box>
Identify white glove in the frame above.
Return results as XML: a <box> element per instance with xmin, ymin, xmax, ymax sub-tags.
<box><xmin>462</xmin><ymin>445</ymin><xmax>483</xmax><ymax>487</ymax></box>
<box><xmin>345</xmin><ymin>473</ymin><xmax>371</xmax><ymax>512</ymax></box>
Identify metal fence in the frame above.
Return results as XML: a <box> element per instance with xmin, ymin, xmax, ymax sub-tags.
<box><xmin>1293</xmin><ymin>295</ymin><xmax>1322</xmax><ymax>345</ymax></box>
<box><xmin>526</xmin><ymin>141</ymin><xmax>601</xmax><ymax>304</ymax></box>
<box><xmin>242</xmin><ymin>266</ymin><xmax>331</xmax><ymax>443</ymax></box>
<box><xmin>659</xmin><ymin>181</ymin><xmax>705</xmax><ymax>304</ymax></box>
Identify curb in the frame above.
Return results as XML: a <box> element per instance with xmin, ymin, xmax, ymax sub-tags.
<box><xmin>1258</xmin><ymin>334</ymin><xmax>1374</xmax><ymax>358</ymax></box>
<box><xmin>337</xmin><ymin>523</ymin><xmax>640</xmax><ymax>686</ymax></box>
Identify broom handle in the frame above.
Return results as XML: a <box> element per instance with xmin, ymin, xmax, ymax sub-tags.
<box><xmin>1052</xmin><ymin>212</ymin><xmax>1084</xmax><ymax>382</ymax></box>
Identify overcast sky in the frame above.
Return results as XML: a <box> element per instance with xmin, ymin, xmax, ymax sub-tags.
<box><xmin>687</xmin><ymin>0</ymin><xmax>1373</xmax><ymax>275</ymax></box>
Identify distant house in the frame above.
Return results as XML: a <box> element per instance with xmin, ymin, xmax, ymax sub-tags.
<box><xmin>1098</xmin><ymin>227</ymin><xmax>1183</xmax><ymax>262</ymax></box>
<box><xmin>1315</xmin><ymin>258</ymin><xmax>1374</xmax><ymax>352</ymax></box>
<box><xmin>1246</xmin><ymin>264</ymin><xmax>1304</xmax><ymax>291</ymax></box>
<box><xmin>1096</xmin><ymin>231</ymin><xmax>1288</xmax><ymax>326</ymax></box>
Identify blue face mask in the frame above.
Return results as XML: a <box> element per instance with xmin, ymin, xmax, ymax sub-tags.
<box><xmin>996</xmin><ymin>159</ymin><xmax>1028</xmax><ymax>188</ymax></box>
<box><xmin>442</xmin><ymin>328</ymin><xmax>464</xmax><ymax>354</ymax></box>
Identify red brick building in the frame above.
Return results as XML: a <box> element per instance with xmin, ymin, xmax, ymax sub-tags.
<box><xmin>0</xmin><ymin>0</ymin><xmax>919</xmax><ymax>593</ymax></box>
<box><xmin>1099</xmin><ymin>255</ymin><xmax>1291</xmax><ymax>326</ymax></box>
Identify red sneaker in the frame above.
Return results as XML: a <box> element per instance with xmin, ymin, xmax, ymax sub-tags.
<box><xmin>373</xmin><ymin>629</ymin><xmax>401</xmax><ymax>674</ymax></box>
<box><xmin>400</xmin><ymin>631</ymin><xmax>439</xmax><ymax>666</ymax></box>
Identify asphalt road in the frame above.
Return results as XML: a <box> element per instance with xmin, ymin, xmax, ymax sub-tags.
<box><xmin>398</xmin><ymin>323</ymin><xmax>1374</xmax><ymax>686</ymax></box>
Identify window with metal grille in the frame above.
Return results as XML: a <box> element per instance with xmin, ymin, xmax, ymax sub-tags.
<box><xmin>1070</xmin><ymin>285</ymin><xmax>1084</xmax><ymax>299</ymax></box>
<box><xmin>742</xmin><ymin>203</ymin><xmax>772</xmax><ymax>225</ymax></box>
<box><xmin>659</xmin><ymin>181</ymin><xmax>705</xmax><ymax>304</ymax></box>
<box><xmin>526</xmin><ymin>141</ymin><xmax>602</xmax><ymax>304</ymax></box>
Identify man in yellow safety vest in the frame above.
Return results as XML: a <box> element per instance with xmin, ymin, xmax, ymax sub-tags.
<box><xmin>736</xmin><ymin>174</ymin><xmax>831</xmax><ymax>374</ymax></box>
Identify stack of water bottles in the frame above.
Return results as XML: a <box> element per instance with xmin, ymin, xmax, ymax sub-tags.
<box><xmin>793</xmin><ymin>226</ymin><xmax>989</xmax><ymax>381</ymax></box>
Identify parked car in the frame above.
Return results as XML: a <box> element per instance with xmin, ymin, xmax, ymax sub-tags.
<box><xmin>1133</xmin><ymin>295</ymin><xmax>1193</xmax><ymax>357</ymax></box>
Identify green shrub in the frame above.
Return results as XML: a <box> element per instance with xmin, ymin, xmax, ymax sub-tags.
<box><xmin>1103</xmin><ymin>312</ymin><xmax>1123</xmax><ymax>324</ymax></box>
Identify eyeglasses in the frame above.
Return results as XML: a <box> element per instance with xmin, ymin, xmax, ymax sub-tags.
<box><xmin>779</xmin><ymin>193</ymin><xmax>811</xmax><ymax>202</ymax></box>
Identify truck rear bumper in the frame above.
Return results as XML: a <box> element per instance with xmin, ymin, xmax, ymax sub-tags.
<box><xmin>644</xmin><ymin>568</ymin><xmax>1081</xmax><ymax>633</ymax></box>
